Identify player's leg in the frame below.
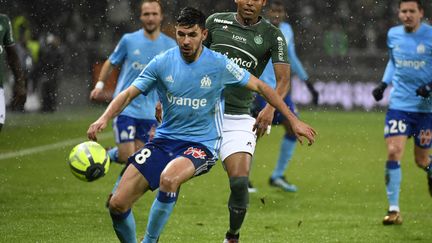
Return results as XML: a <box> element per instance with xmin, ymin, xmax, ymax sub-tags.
<box><xmin>219</xmin><ymin>115</ymin><xmax>256</xmax><ymax>242</ymax></box>
<box><xmin>412</xmin><ymin>113</ymin><xmax>432</xmax><ymax>196</ymax></box>
<box><xmin>269</xmin><ymin>96</ymin><xmax>298</xmax><ymax>192</ymax></box>
<box><xmin>143</xmin><ymin>144</ymin><xmax>215</xmax><ymax>242</ymax></box>
<box><xmin>143</xmin><ymin>157</ymin><xmax>195</xmax><ymax>242</ymax></box>
<box><xmin>223</xmin><ymin>152</ymin><xmax>251</xmax><ymax>242</ymax></box>
<box><xmin>109</xmin><ymin>164</ymin><xmax>150</xmax><ymax>243</ymax></box>
<box><xmin>0</xmin><ymin>88</ymin><xmax>5</xmax><ymax>133</ymax></box>
<box><xmin>269</xmin><ymin>118</ymin><xmax>298</xmax><ymax>192</ymax></box>
<box><xmin>383</xmin><ymin>135</ymin><xmax>407</xmax><ymax>225</ymax></box>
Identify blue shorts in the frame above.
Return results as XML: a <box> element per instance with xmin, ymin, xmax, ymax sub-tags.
<box><xmin>129</xmin><ymin>138</ymin><xmax>217</xmax><ymax>190</ymax></box>
<box><xmin>384</xmin><ymin>109</ymin><xmax>432</xmax><ymax>148</ymax></box>
<box><xmin>113</xmin><ymin>115</ymin><xmax>158</xmax><ymax>144</ymax></box>
<box><xmin>252</xmin><ymin>94</ymin><xmax>298</xmax><ymax>125</ymax></box>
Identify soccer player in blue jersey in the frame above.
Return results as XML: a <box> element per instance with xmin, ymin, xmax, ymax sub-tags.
<box><xmin>371</xmin><ymin>0</ymin><xmax>432</xmax><ymax>225</ymax></box>
<box><xmin>90</xmin><ymin>0</ymin><xmax>176</xmax><ymax>164</ymax></box>
<box><xmin>254</xmin><ymin>0</ymin><xmax>319</xmax><ymax>192</ymax></box>
<box><xmin>89</xmin><ymin>0</ymin><xmax>176</xmax><ymax>203</ymax></box>
<box><xmin>87</xmin><ymin>7</ymin><xmax>316</xmax><ymax>243</ymax></box>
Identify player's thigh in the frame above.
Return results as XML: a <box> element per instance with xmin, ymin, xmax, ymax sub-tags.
<box><xmin>117</xmin><ymin>142</ymin><xmax>136</xmax><ymax>162</ymax></box>
<box><xmin>0</xmin><ymin>88</ymin><xmax>5</xmax><ymax>127</ymax></box>
<box><xmin>412</xmin><ymin>112</ymin><xmax>432</xmax><ymax>166</ymax></box>
<box><xmin>385</xmin><ymin>135</ymin><xmax>408</xmax><ymax>160</ymax></box>
<box><xmin>159</xmin><ymin>157</ymin><xmax>196</xmax><ymax>192</ymax></box>
<box><xmin>111</xmin><ymin>164</ymin><xmax>150</xmax><ymax>211</ymax></box>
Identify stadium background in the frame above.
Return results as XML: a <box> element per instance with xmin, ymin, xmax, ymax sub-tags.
<box><xmin>2</xmin><ymin>0</ymin><xmax>432</xmax><ymax>111</ymax></box>
<box><xmin>2</xmin><ymin>1</ymin><xmax>432</xmax><ymax>242</ymax></box>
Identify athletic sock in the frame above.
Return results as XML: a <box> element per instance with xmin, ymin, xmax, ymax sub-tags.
<box><xmin>108</xmin><ymin>147</ymin><xmax>119</xmax><ymax>163</ymax></box>
<box><xmin>142</xmin><ymin>190</ymin><xmax>177</xmax><ymax>243</ymax></box>
<box><xmin>424</xmin><ymin>160</ymin><xmax>432</xmax><ymax>175</ymax></box>
<box><xmin>110</xmin><ymin>209</ymin><xmax>136</xmax><ymax>243</ymax></box>
<box><xmin>271</xmin><ymin>135</ymin><xmax>296</xmax><ymax>179</ymax></box>
<box><xmin>385</xmin><ymin>160</ymin><xmax>401</xmax><ymax>212</ymax></box>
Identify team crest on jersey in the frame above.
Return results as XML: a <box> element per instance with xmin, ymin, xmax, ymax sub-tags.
<box><xmin>133</xmin><ymin>49</ymin><xmax>141</xmax><ymax>55</ymax></box>
<box><xmin>417</xmin><ymin>43</ymin><xmax>426</xmax><ymax>54</ymax></box>
<box><xmin>200</xmin><ymin>75</ymin><xmax>212</xmax><ymax>88</ymax></box>
<box><xmin>254</xmin><ymin>35</ymin><xmax>263</xmax><ymax>45</ymax></box>
<box><xmin>184</xmin><ymin>147</ymin><xmax>207</xmax><ymax>159</ymax></box>
<box><xmin>165</xmin><ymin>75</ymin><xmax>174</xmax><ymax>83</ymax></box>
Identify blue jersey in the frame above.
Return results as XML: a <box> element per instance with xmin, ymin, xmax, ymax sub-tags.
<box><xmin>260</xmin><ymin>22</ymin><xmax>309</xmax><ymax>89</ymax></box>
<box><xmin>109</xmin><ymin>29</ymin><xmax>176</xmax><ymax>119</ymax></box>
<box><xmin>383</xmin><ymin>23</ymin><xmax>432</xmax><ymax>113</ymax></box>
<box><xmin>132</xmin><ymin>47</ymin><xmax>251</xmax><ymax>156</ymax></box>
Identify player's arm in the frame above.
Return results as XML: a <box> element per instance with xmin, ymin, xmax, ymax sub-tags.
<box><xmin>287</xmin><ymin>37</ymin><xmax>319</xmax><ymax>105</ymax></box>
<box><xmin>255</xmin><ymin>63</ymin><xmax>290</xmax><ymax>137</ymax></box>
<box><xmin>6</xmin><ymin>45</ymin><xmax>27</xmax><ymax>110</ymax></box>
<box><xmin>90</xmin><ymin>60</ymin><xmax>116</xmax><ymax>100</ymax></box>
<box><xmin>372</xmin><ymin>51</ymin><xmax>394</xmax><ymax>101</ymax></box>
<box><xmin>87</xmin><ymin>86</ymin><xmax>141</xmax><ymax>141</ymax></box>
<box><xmin>245</xmin><ymin>75</ymin><xmax>316</xmax><ymax>145</ymax></box>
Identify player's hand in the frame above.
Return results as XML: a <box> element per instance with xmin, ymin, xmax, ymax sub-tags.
<box><xmin>10</xmin><ymin>82</ymin><xmax>27</xmax><ymax>112</ymax></box>
<box><xmin>89</xmin><ymin>88</ymin><xmax>103</xmax><ymax>101</ymax></box>
<box><xmin>305</xmin><ymin>81</ymin><xmax>319</xmax><ymax>105</ymax></box>
<box><xmin>87</xmin><ymin>118</ymin><xmax>108</xmax><ymax>141</ymax></box>
<box><xmin>253</xmin><ymin>105</ymin><xmax>274</xmax><ymax>138</ymax></box>
<box><xmin>155</xmin><ymin>102</ymin><xmax>162</xmax><ymax>123</ymax></box>
<box><xmin>372</xmin><ymin>82</ymin><xmax>388</xmax><ymax>101</ymax></box>
<box><xmin>416</xmin><ymin>83</ymin><xmax>432</xmax><ymax>98</ymax></box>
<box><xmin>290</xmin><ymin>119</ymin><xmax>317</xmax><ymax>146</ymax></box>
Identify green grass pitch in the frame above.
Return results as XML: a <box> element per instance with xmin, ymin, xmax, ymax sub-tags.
<box><xmin>1</xmin><ymin>107</ymin><xmax>431</xmax><ymax>242</ymax></box>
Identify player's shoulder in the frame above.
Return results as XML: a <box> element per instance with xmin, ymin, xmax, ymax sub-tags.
<box><xmin>421</xmin><ymin>23</ymin><xmax>432</xmax><ymax>35</ymax></box>
<box><xmin>258</xmin><ymin>17</ymin><xmax>281</xmax><ymax>35</ymax></box>
<box><xmin>204</xmin><ymin>46</ymin><xmax>227</xmax><ymax>62</ymax></box>
<box><xmin>388</xmin><ymin>25</ymin><xmax>404</xmax><ymax>36</ymax></box>
<box><xmin>155</xmin><ymin>46</ymin><xmax>178</xmax><ymax>60</ymax></box>
<box><xmin>0</xmin><ymin>14</ymin><xmax>10</xmax><ymax>22</ymax></box>
<box><xmin>206</xmin><ymin>12</ymin><xmax>235</xmax><ymax>24</ymax></box>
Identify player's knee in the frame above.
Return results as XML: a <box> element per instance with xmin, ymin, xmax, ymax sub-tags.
<box><xmin>159</xmin><ymin>174</ymin><xmax>181</xmax><ymax>192</ymax></box>
<box><xmin>229</xmin><ymin>176</ymin><xmax>249</xmax><ymax>209</ymax></box>
<box><xmin>387</xmin><ymin>144</ymin><xmax>404</xmax><ymax>159</ymax></box>
<box><xmin>109</xmin><ymin>195</ymin><xmax>129</xmax><ymax>213</ymax></box>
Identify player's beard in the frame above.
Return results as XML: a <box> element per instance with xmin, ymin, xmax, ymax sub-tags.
<box><xmin>143</xmin><ymin>23</ymin><xmax>158</xmax><ymax>34</ymax></box>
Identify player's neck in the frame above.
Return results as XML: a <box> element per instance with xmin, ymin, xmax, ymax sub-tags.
<box><xmin>405</xmin><ymin>24</ymin><xmax>421</xmax><ymax>33</ymax></box>
<box><xmin>235</xmin><ymin>13</ymin><xmax>260</xmax><ymax>26</ymax></box>
<box><xmin>144</xmin><ymin>28</ymin><xmax>161</xmax><ymax>40</ymax></box>
<box><xmin>182</xmin><ymin>45</ymin><xmax>203</xmax><ymax>63</ymax></box>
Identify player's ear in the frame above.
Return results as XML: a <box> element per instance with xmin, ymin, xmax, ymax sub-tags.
<box><xmin>262</xmin><ymin>0</ymin><xmax>267</xmax><ymax>6</ymax></box>
<box><xmin>201</xmin><ymin>28</ymin><xmax>208</xmax><ymax>41</ymax></box>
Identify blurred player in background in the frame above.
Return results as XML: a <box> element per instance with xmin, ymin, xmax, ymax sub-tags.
<box><xmin>87</xmin><ymin>7</ymin><xmax>315</xmax><ymax>242</ymax></box>
<box><xmin>371</xmin><ymin>0</ymin><xmax>432</xmax><ymax>225</ymax></box>
<box><xmin>89</xmin><ymin>0</ymin><xmax>176</xmax><ymax>200</ymax></box>
<box><xmin>205</xmin><ymin>0</ymin><xmax>313</xmax><ymax>241</ymax></box>
<box><xmin>0</xmin><ymin>13</ymin><xmax>27</xmax><ymax>132</ymax></box>
<box><xmin>253</xmin><ymin>0</ymin><xmax>319</xmax><ymax>192</ymax></box>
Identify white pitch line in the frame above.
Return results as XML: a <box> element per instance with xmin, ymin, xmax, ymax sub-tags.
<box><xmin>0</xmin><ymin>132</ymin><xmax>112</xmax><ymax>161</ymax></box>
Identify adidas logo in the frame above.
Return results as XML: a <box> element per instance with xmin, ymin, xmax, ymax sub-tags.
<box><xmin>166</xmin><ymin>75</ymin><xmax>174</xmax><ymax>83</ymax></box>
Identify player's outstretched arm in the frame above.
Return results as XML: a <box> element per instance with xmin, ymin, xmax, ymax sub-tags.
<box><xmin>255</xmin><ymin>63</ymin><xmax>290</xmax><ymax>137</ymax></box>
<box><xmin>246</xmin><ymin>75</ymin><xmax>316</xmax><ymax>145</ymax></box>
<box><xmin>90</xmin><ymin>60</ymin><xmax>115</xmax><ymax>100</ymax></box>
<box><xmin>87</xmin><ymin>86</ymin><xmax>141</xmax><ymax>141</ymax></box>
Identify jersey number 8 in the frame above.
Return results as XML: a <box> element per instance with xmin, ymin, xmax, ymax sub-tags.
<box><xmin>135</xmin><ymin>148</ymin><xmax>152</xmax><ymax>164</ymax></box>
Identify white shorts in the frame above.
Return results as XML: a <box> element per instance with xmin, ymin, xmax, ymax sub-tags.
<box><xmin>0</xmin><ymin>88</ymin><xmax>5</xmax><ymax>124</ymax></box>
<box><xmin>219</xmin><ymin>114</ymin><xmax>257</xmax><ymax>162</ymax></box>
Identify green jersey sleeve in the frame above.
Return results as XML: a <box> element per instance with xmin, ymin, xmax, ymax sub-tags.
<box><xmin>2</xmin><ymin>15</ymin><xmax>15</xmax><ymax>46</ymax></box>
<box><xmin>269</xmin><ymin>27</ymin><xmax>288</xmax><ymax>64</ymax></box>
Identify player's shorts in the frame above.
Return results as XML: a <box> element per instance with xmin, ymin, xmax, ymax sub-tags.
<box><xmin>252</xmin><ymin>94</ymin><xmax>298</xmax><ymax>125</ymax></box>
<box><xmin>113</xmin><ymin>115</ymin><xmax>158</xmax><ymax>144</ymax></box>
<box><xmin>129</xmin><ymin>138</ymin><xmax>217</xmax><ymax>190</ymax></box>
<box><xmin>219</xmin><ymin>114</ymin><xmax>257</xmax><ymax>162</ymax></box>
<box><xmin>0</xmin><ymin>88</ymin><xmax>5</xmax><ymax>125</ymax></box>
<box><xmin>384</xmin><ymin>109</ymin><xmax>432</xmax><ymax>148</ymax></box>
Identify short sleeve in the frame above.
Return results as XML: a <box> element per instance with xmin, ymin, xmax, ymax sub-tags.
<box><xmin>3</xmin><ymin>15</ymin><xmax>14</xmax><ymax>46</ymax></box>
<box><xmin>109</xmin><ymin>36</ymin><xmax>127</xmax><ymax>65</ymax></box>
<box><xmin>221</xmin><ymin>58</ymin><xmax>251</xmax><ymax>87</ymax></box>
<box><xmin>270</xmin><ymin>28</ymin><xmax>289</xmax><ymax>64</ymax></box>
<box><xmin>132</xmin><ymin>57</ymin><xmax>159</xmax><ymax>95</ymax></box>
